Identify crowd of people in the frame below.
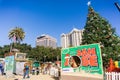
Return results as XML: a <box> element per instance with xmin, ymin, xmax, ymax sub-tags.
<box><xmin>40</xmin><ymin>62</ymin><xmax>61</xmax><ymax>79</ymax></box>
<box><xmin>0</xmin><ymin>61</ymin><xmax>61</xmax><ymax>80</ymax></box>
<box><xmin>31</xmin><ymin>67</ymin><xmax>40</xmax><ymax>75</ymax></box>
<box><xmin>23</xmin><ymin>62</ymin><xmax>61</xmax><ymax>80</ymax></box>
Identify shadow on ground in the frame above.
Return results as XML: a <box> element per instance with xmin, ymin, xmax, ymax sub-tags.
<box><xmin>51</xmin><ymin>77</ymin><xmax>61</xmax><ymax>80</ymax></box>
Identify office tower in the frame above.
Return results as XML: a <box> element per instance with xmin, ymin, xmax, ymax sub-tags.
<box><xmin>61</xmin><ymin>28</ymin><xmax>83</xmax><ymax>48</ymax></box>
<box><xmin>36</xmin><ymin>34</ymin><xmax>57</xmax><ymax>48</ymax></box>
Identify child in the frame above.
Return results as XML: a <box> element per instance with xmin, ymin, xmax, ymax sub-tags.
<box><xmin>36</xmin><ymin>67</ymin><xmax>39</xmax><ymax>75</ymax></box>
<box><xmin>32</xmin><ymin>67</ymin><xmax>35</xmax><ymax>75</ymax></box>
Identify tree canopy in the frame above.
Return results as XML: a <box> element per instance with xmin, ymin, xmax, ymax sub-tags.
<box><xmin>82</xmin><ymin>6</ymin><xmax>120</xmax><ymax>66</ymax></box>
<box><xmin>0</xmin><ymin>43</ymin><xmax>61</xmax><ymax>62</ymax></box>
<box><xmin>8</xmin><ymin>27</ymin><xmax>25</xmax><ymax>43</ymax></box>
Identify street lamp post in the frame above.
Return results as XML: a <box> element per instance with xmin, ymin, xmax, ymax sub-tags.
<box><xmin>51</xmin><ymin>53</ymin><xmax>53</xmax><ymax>62</ymax></box>
<box><xmin>115</xmin><ymin>2</ymin><xmax>120</xmax><ymax>12</ymax></box>
<box><xmin>102</xmin><ymin>53</ymin><xmax>107</xmax><ymax>68</ymax></box>
<box><xmin>57</xmin><ymin>55</ymin><xmax>59</xmax><ymax>61</ymax></box>
<box><xmin>44</xmin><ymin>56</ymin><xmax>46</xmax><ymax>63</ymax></box>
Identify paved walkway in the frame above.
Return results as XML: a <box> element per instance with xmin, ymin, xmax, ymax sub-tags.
<box><xmin>0</xmin><ymin>74</ymin><xmax>58</xmax><ymax>80</ymax></box>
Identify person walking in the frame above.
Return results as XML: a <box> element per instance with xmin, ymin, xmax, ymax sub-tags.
<box><xmin>23</xmin><ymin>63</ymin><xmax>30</xmax><ymax>79</ymax></box>
<box><xmin>0</xmin><ymin>62</ymin><xmax>4</xmax><ymax>75</ymax></box>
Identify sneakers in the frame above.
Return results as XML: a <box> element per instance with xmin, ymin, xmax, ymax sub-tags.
<box><xmin>27</xmin><ymin>76</ymin><xmax>30</xmax><ymax>78</ymax></box>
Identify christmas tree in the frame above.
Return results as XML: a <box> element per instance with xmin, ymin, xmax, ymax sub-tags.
<box><xmin>82</xmin><ymin>6</ymin><xmax>120</xmax><ymax>67</ymax></box>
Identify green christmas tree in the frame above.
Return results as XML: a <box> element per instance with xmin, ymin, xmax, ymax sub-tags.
<box><xmin>82</xmin><ymin>6</ymin><xmax>120</xmax><ymax>67</ymax></box>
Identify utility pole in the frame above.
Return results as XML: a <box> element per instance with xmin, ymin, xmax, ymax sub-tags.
<box><xmin>115</xmin><ymin>2</ymin><xmax>120</xmax><ymax>12</ymax></box>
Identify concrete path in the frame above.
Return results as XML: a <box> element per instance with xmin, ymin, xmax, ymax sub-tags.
<box><xmin>0</xmin><ymin>74</ymin><xmax>57</xmax><ymax>80</ymax></box>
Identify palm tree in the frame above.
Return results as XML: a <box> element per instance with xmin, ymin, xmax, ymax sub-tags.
<box><xmin>8</xmin><ymin>27</ymin><xmax>25</xmax><ymax>43</ymax></box>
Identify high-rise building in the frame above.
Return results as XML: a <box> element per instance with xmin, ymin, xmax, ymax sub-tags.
<box><xmin>36</xmin><ymin>34</ymin><xmax>57</xmax><ymax>48</ymax></box>
<box><xmin>61</xmin><ymin>28</ymin><xmax>83</xmax><ymax>48</ymax></box>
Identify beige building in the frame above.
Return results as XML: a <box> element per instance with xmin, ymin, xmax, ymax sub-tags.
<box><xmin>61</xmin><ymin>28</ymin><xmax>83</xmax><ymax>48</ymax></box>
<box><xmin>36</xmin><ymin>34</ymin><xmax>57</xmax><ymax>48</ymax></box>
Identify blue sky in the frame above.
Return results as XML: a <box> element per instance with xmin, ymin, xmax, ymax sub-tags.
<box><xmin>0</xmin><ymin>0</ymin><xmax>120</xmax><ymax>47</ymax></box>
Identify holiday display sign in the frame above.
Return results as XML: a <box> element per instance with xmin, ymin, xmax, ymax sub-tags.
<box><xmin>61</xmin><ymin>43</ymin><xmax>103</xmax><ymax>79</ymax></box>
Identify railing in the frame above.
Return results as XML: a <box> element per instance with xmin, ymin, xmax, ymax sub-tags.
<box><xmin>105</xmin><ymin>72</ymin><xmax>120</xmax><ymax>80</ymax></box>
